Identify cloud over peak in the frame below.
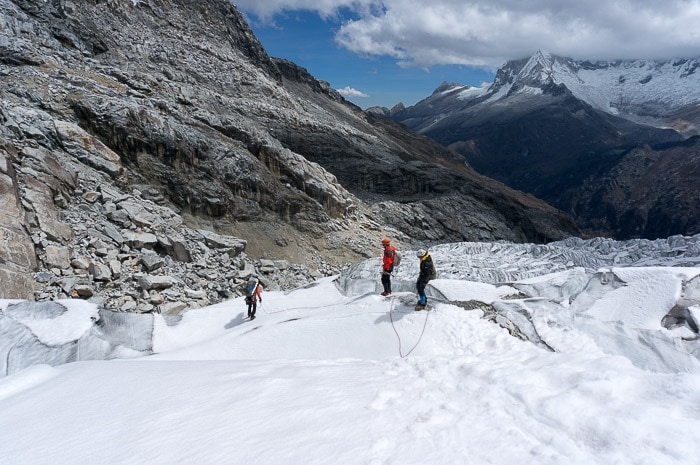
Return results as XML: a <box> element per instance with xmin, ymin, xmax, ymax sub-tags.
<box><xmin>236</xmin><ymin>0</ymin><xmax>700</xmax><ymax>67</ymax></box>
<box><xmin>336</xmin><ymin>86</ymin><xmax>369</xmax><ymax>98</ymax></box>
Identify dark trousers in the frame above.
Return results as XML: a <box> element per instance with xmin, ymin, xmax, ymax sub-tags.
<box><xmin>416</xmin><ymin>280</ymin><xmax>428</xmax><ymax>304</ymax></box>
<box><xmin>381</xmin><ymin>271</ymin><xmax>392</xmax><ymax>293</ymax></box>
<box><xmin>246</xmin><ymin>296</ymin><xmax>257</xmax><ymax>316</ymax></box>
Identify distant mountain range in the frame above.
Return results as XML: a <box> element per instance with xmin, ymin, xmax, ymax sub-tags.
<box><xmin>380</xmin><ymin>51</ymin><xmax>700</xmax><ymax>239</ymax></box>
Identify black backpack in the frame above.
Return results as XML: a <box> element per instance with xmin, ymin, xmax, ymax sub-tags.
<box><xmin>429</xmin><ymin>261</ymin><xmax>437</xmax><ymax>280</ymax></box>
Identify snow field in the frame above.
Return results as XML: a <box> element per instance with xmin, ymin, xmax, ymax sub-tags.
<box><xmin>2</xmin><ymin>271</ymin><xmax>700</xmax><ymax>464</ymax></box>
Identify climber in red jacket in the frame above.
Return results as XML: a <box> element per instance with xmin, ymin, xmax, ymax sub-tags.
<box><xmin>380</xmin><ymin>237</ymin><xmax>400</xmax><ymax>296</ymax></box>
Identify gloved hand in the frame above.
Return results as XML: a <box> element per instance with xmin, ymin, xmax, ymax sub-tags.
<box><xmin>259</xmin><ymin>298</ymin><xmax>262</xmax><ymax>303</ymax></box>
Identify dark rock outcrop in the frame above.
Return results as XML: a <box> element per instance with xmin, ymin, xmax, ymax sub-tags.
<box><xmin>562</xmin><ymin>136</ymin><xmax>700</xmax><ymax>238</ymax></box>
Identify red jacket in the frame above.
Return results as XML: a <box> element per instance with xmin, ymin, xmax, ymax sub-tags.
<box><xmin>383</xmin><ymin>245</ymin><xmax>397</xmax><ymax>272</ymax></box>
<box><xmin>251</xmin><ymin>284</ymin><xmax>262</xmax><ymax>301</ymax></box>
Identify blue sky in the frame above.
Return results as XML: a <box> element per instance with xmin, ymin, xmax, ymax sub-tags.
<box><xmin>244</xmin><ymin>10</ymin><xmax>495</xmax><ymax>109</ymax></box>
<box><xmin>235</xmin><ymin>0</ymin><xmax>700</xmax><ymax>109</ymax></box>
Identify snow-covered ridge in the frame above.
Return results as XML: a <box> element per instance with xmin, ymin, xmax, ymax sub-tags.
<box><xmin>341</xmin><ymin>234</ymin><xmax>700</xmax><ymax>286</ymax></box>
<box><xmin>493</xmin><ymin>50</ymin><xmax>700</xmax><ymax>116</ymax></box>
<box><xmin>456</xmin><ymin>85</ymin><xmax>487</xmax><ymax>100</ymax></box>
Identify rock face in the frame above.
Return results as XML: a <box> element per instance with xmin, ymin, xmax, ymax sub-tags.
<box><xmin>562</xmin><ymin>137</ymin><xmax>700</xmax><ymax>239</ymax></box>
<box><xmin>0</xmin><ymin>146</ymin><xmax>37</xmax><ymax>297</ymax></box>
<box><xmin>390</xmin><ymin>52</ymin><xmax>700</xmax><ymax>240</ymax></box>
<box><xmin>0</xmin><ymin>0</ymin><xmax>579</xmax><ymax>305</ymax></box>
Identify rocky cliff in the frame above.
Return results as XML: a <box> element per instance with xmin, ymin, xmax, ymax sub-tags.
<box><xmin>0</xmin><ymin>0</ymin><xmax>578</xmax><ymax>307</ymax></box>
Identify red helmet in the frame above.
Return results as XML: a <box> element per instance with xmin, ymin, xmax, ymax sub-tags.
<box><xmin>381</xmin><ymin>237</ymin><xmax>391</xmax><ymax>245</ymax></box>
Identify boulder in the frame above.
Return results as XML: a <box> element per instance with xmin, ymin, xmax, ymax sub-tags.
<box><xmin>197</xmin><ymin>229</ymin><xmax>247</xmax><ymax>253</ymax></box>
<box><xmin>43</xmin><ymin>245</ymin><xmax>71</xmax><ymax>269</ymax></box>
<box><xmin>140</xmin><ymin>253</ymin><xmax>165</xmax><ymax>272</ymax></box>
<box><xmin>123</xmin><ymin>231</ymin><xmax>158</xmax><ymax>250</ymax></box>
<box><xmin>88</xmin><ymin>262</ymin><xmax>112</xmax><ymax>281</ymax></box>
<box><xmin>138</xmin><ymin>275</ymin><xmax>177</xmax><ymax>290</ymax></box>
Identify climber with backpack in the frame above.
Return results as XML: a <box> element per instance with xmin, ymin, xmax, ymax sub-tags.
<box><xmin>415</xmin><ymin>248</ymin><xmax>436</xmax><ymax>310</ymax></box>
<box><xmin>244</xmin><ymin>275</ymin><xmax>263</xmax><ymax>320</ymax></box>
<box><xmin>380</xmin><ymin>237</ymin><xmax>401</xmax><ymax>296</ymax></box>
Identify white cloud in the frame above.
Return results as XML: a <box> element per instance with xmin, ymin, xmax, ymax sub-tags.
<box><xmin>235</xmin><ymin>0</ymin><xmax>700</xmax><ymax>67</ymax></box>
<box><xmin>336</xmin><ymin>86</ymin><xmax>369</xmax><ymax>98</ymax></box>
<box><xmin>233</xmin><ymin>0</ymin><xmax>371</xmax><ymax>21</ymax></box>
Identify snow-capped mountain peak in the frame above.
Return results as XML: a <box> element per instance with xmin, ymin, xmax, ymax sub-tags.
<box><xmin>519</xmin><ymin>49</ymin><xmax>556</xmax><ymax>82</ymax></box>
<box><xmin>488</xmin><ymin>51</ymin><xmax>700</xmax><ymax>123</ymax></box>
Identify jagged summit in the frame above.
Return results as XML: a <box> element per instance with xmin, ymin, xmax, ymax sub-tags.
<box><xmin>490</xmin><ymin>51</ymin><xmax>700</xmax><ymax>127</ymax></box>
<box><xmin>516</xmin><ymin>50</ymin><xmax>558</xmax><ymax>82</ymax></box>
<box><xmin>397</xmin><ymin>49</ymin><xmax>700</xmax><ymax>135</ymax></box>
<box><xmin>365</xmin><ymin>102</ymin><xmax>406</xmax><ymax>117</ymax></box>
<box><xmin>389</xmin><ymin>102</ymin><xmax>405</xmax><ymax>113</ymax></box>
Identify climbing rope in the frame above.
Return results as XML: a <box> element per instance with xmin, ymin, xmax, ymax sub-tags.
<box><xmin>388</xmin><ymin>296</ymin><xmax>431</xmax><ymax>358</ymax></box>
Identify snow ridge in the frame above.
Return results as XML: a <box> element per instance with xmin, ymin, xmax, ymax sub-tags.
<box><xmin>492</xmin><ymin>50</ymin><xmax>700</xmax><ymax>117</ymax></box>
